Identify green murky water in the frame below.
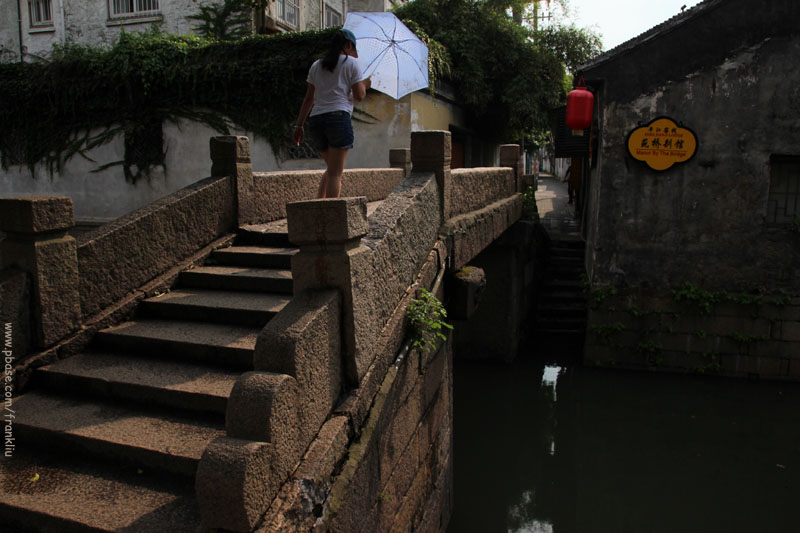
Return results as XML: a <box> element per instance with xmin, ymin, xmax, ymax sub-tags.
<box><xmin>449</xmin><ymin>349</ymin><xmax>800</xmax><ymax>533</ymax></box>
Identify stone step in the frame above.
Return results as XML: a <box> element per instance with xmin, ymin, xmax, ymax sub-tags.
<box><xmin>138</xmin><ymin>288</ymin><xmax>289</xmax><ymax>327</ymax></box>
<box><xmin>550</xmin><ymin>238</ymin><xmax>585</xmax><ymax>249</ymax></box>
<box><xmin>237</xmin><ymin>222</ymin><xmax>291</xmax><ymax>247</ymax></box>
<box><xmin>550</xmin><ymin>246</ymin><xmax>584</xmax><ymax>258</ymax></box>
<box><xmin>12</xmin><ymin>391</ymin><xmax>225</xmax><ymax>477</ymax></box>
<box><xmin>548</xmin><ymin>257</ymin><xmax>584</xmax><ymax>269</ymax></box>
<box><xmin>0</xmin><ymin>449</ymin><xmax>201</xmax><ymax>532</ymax></box>
<box><xmin>211</xmin><ymin>245</ymin><xmax>297</xmax><ymax>269</ymax></box>
<box><xmin>544</xmin><ymin>277</ymin><xmax>583</xmax><ymax>289</ymax></box>
<box><xmin>178</xmin><ymin>265</ymin><xmax>292</xmax><ymax>294</ymax></box>
<box><xmin>546</xmin><ymin>270</ymin><xmax>585</xmax><ymax>282</ymax></box>
<box><xmin>94</xmin><ymin>319</ymin><xmax>258</xmax><ymax>370</ymax></box>
<box><xmin>537</xmin><ymin>304</ymin><xmax>587</xmax><ymax>319</ymax></box>
<box><xmin>33</xmin><ymin>352</ymin><xmax>238</xmax><ymax>416</ymax></box>
<box><xmin>540</xmin><ymin>289</ymin><xmax>586</xmax><ymax>303</ymax></box>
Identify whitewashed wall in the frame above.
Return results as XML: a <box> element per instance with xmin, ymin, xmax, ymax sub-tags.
<box><xmin>0</xmin><ymin>88</ymin><xmax>468</xmax><ymax>223</ymax></box>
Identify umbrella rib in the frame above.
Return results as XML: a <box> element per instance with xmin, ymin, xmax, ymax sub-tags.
<box><xmin>351</xmin><ymin>12</ymin><xmax>393</xmax><ymax>41</ymax></box>
<box><xmin>395</xmin><ymin>45</ymin><xmax>428</xmax><ymax>79</ymax></box>
<box><xmin>363</xmin><ymin>46</ymin><xmax>392</xmax><ymax>77</ymax></box>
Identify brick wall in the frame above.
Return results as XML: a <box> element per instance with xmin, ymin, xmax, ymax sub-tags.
<box><xmin>585</xmin><ymin>288</ymin><xmax>800</xmax><ymax>380</ymax></box>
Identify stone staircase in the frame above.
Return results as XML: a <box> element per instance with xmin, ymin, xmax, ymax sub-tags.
<box><xmin>533</xmin><ymin>238</ymin><xmax>587</xmax><ymax>348</ymax></box>
<box><xmin>0</xmin><ymin>223</ymin><xmax>296</xmax><ymax>532</ymax></box>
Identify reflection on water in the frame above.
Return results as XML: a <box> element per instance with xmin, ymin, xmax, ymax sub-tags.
<box><xmin>448</xmin><ymin>348</ymin><xmax>800</xmax><ymax>533</ymax></box>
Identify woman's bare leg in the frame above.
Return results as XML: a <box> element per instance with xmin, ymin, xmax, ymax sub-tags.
<box><xmin>319</xmin><ymin>147</ymin><xmax>349</xmax><ymax>198</ymax></box>
<box><xmin>317</xmin><ymin>151</ymin><xmax>330</xmax><ymax>198</ymax></box>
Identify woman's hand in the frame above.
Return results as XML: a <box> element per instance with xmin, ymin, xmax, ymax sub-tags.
<box><xmin>293</xmin><ymin>125</ymin><xmax>304</xmax><ymax>146</ymax></box>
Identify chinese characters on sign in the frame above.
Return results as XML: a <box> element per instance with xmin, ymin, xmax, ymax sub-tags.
<box><xmin>626</xmin><ymin>117</ymin><xmax>697</xmax><ymax>171</ymax></box>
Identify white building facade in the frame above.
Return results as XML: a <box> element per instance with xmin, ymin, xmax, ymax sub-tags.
<box><xmin>1</xmin><ymin>0</ymin><xmax>406</xmax><ymax>62</ymax></box>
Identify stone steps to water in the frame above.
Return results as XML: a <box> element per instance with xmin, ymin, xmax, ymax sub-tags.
<box><xmin>1</xmin><ymin>224</ymin><xmax>299</xmax><ymax>531</ymax></box>
<box><xmin>534</xmin><ymin>239</ymin><xmax>588</xmax><ymax>341</ymax></box>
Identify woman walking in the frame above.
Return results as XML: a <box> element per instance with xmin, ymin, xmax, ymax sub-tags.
<box><xmin>293</xmin><ymin>29</ymin><xmax>371</xmax><ymax>198</ymax></box>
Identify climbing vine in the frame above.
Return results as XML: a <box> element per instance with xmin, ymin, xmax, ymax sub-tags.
<box><xmin>0</xmin><ymin>28</ymin><xmax>333</xmax><ymax>180</ymax></box>
<box><xmin>0</xmin><ymin>20</ymin><xmax>452</xmax><ymax>182</ymax></box>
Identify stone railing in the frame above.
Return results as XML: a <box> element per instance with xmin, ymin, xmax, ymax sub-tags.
<box><xmin>251</xmin><ymin>168</ymin><xmax>405</xmax><ymax>223</ymax></box>
<box><xmin>0</xmin><ymin>130</ymin><xmax>523</xmax><ymax>531</ymax></box>
<box><xmin>0</xmin><ymin>137</ymin><xmax>411</xmax><ymax>381</ymax></box>
<box><xmin>196</xmin><ymin>131</ymin><xmax>525</xmax><ymax>530</ymax></box>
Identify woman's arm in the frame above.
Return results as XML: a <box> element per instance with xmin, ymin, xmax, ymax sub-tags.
<box><xmin>293</xmin><ymin>83</ymin><xmax>315</xmax><ymax>146</ymax></box>
<box><xmin>351</xmin><ymin>77</ymin><xmax>371</xmax><ymax>103</ymax></box>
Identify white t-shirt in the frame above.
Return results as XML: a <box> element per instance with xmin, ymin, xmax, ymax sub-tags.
<box><xmin>307</xmin><ymin>55</ymin><xmax>367</xmax><ymax>117</ymax></box>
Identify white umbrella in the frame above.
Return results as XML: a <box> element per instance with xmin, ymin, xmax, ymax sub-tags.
<box><xmin>343</xmin><ymin>12</ymin><xmax>429</xmax><ymax>100</ymax></box>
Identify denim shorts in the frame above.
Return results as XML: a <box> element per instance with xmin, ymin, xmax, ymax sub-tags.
<box><xmin>307</xmin><ymin>111</ymin><xmax>354</xmax><ymax>151</ymax></box>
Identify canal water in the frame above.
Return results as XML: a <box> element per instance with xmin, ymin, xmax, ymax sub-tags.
<box><xmin>448</xmin><ymin>345</ymin><xmax>800</xmax><ymax>533</ymax></box>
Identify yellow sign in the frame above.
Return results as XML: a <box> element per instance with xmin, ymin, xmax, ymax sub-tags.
<box><xmin>627</xmin><ymin>117</ymin><xmax>697</xmax><ymax>171</ymax></box>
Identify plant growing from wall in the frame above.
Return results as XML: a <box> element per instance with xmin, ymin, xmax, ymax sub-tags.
<box><xmin>588</xmin><ymin>321</ymin><xmax>624</xmax><ymax>346</ymax></box>
<box><xmin>406</xmin><ymin>288</ymin><xmax>453</xmax><ymax>354</ymax></box>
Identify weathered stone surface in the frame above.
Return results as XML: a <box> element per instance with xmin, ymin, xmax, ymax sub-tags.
<box><xmin>583</xmin><ymin>25</ymin><xmax>800</xmax><ymax>293</ymax></box>
<box><xmin>447</xmin><ymin>265</ymin><xmax>486</xmax><ymax>320</ymax></box>
<box><xmin>257</xmin><ymin>416</ymin><xmax>350</xmax><ymax>532</ymax></box>
<box><xmin>254</xmin><ymin>289</ymin><xmax>342</xmax><ymax>441</ymax></box>
<box><xmin>498</xmin><ymin>143</ymin><xmax>520</xmax><ymax>192</ymax></box>
<box><xmin>226</xmin><ymin>372</ymin><xmax>302</xmax><ymax>452</ymax></box>
<box><xmin>78</xmin><ymin>176</ymin><xmax>236</xmax><ymax>317</ymax></box>
<box><xmin>0</xmin><ymin>196</ymin><xmax>74</xmax><ymax>234</ymax></box>
<box><xmin>411</xmin><ymin>130</ymin><xmax>451</xmax><ymax>221</ymax></box>
<box><xmin>252</xmin><ymin>169</ymin><xmax>403</xmax><ymax>222</ymax></box>
<box><xmin>0</xmin><ymin>269</ymin><xmax>31</xmax><ymax>362</ymax></box>
<box><xmin>390</xmin><ymin>148</ymin><xmax>412</xmax><ymax>177</ymax></box>
<box><xmin>195</xmin><ymin>437</ymin><xmax>274</xmax><ymax>532</ymax></box>
<box><xmin>210</xmin><ymin>136</ymin><xmax>251</xmax><ymax>173</ymax></box>
<box><xmin>410</xmin><ymin>131</ymin><xmax>451</xmax><ymax>169</ymax></box>
<box><xmin>286</xmin><ymin>197</ymin><xmax>368</xmax><ymax>245</ymax></box>
<box><xmin>3</xmin><ymin>234</ymin><xmax>81</xmax><ymax>348</ymax></box>
<box><xmin>210</xmin><ymin>136</ymin><xmax>256</xmax><ymax>226</ymax></box>
<box><xmin>585</xmin><ymin>289</ymin><xmax>800</xmax><ymax>378</ymax></box>
<box><xmin>450</xmin><ymin>167</ymin><xmax>516</xmax><ymax>218</ymax></box>
<box><xmin>441</xmin><ymin>194</ymin><xmax>523</xmax><ymax>270</ymax></box>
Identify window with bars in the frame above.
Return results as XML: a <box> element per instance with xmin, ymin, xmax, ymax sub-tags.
<box><xmin>324</xmin><ymin>5</ymin><xmax>342</xmax><ymax>28</ymax></box>
<box><xmin>766</xmin><ymin>155</ymin><xmax>800</xmax><ymax>228</ymax></box>
<box><xmin>109</xmin><ymin>0</ymin><xmax>161</xmax><ymax>19</ymax></box>
<box><xmin>277</xmin><ymin>0</ymin><xmax>299</xmax><ymax>29</ymax></box>
<box><xmin>29</xmin><ymin>0</ymin><xmax>53</xmax><ymax>27</ymax></box>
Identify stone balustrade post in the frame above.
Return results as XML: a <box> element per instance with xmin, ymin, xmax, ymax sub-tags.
<box><xmin>210</xmin><ymin>135</ymin><xmax>256</xmax><ymax>226</ymax></box>
<box><xmin>499</xmin><ymin>144</ymin><xmax>521</xmax><ymax>193</ymax></box>
<box><xmin>389</xmin><ymin>148</ymin><xmax>412</xmax><ymax>177</ymax></box>
<box><xmin>410</xmin><ymin>130</ymin><xmax>452</xmax><ymax>221</ymax></box>
<box><xmin>0</xmin><ymin>197</ymin><xmax>81</xmax><ymax>348</ymax></box>
<box><xmin>286</xmin><ymin>197</ymin><xmax>371</xmax><ymax>385</ymax></box>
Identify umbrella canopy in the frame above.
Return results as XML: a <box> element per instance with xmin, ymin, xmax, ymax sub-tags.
<box><xmin>343</xmin><ymin>12</ymin><xmax>429</xmax><ymax>100</ymax></box>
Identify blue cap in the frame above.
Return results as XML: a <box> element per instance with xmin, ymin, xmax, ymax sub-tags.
<box><xmin>340</xmin><ymin>29</ymin><xmax>357</xmax><ymax>49</ymax></box>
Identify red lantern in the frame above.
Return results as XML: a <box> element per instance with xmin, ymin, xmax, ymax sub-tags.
<box><xmin>565</xmin><ymin>77</ymin><xmax>594</xmax><ymax>130</ymax></box>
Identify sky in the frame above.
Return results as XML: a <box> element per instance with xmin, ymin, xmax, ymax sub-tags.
<box><xmin>565</xmin><ymin>0</ymin><xmax>705</xmax><ymax>51</ymax></box>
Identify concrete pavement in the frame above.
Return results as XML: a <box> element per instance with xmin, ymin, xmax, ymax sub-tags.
<box><xmin>534</xmin><ymin>172</ymin><xmax>581</xmax><ymax>240</ymax></box>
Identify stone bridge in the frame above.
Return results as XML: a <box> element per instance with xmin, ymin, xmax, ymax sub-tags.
<box><xmin>0</xmin><ymin>131</ymin><xmax>544</xmax><ymax>531</ymax></box>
